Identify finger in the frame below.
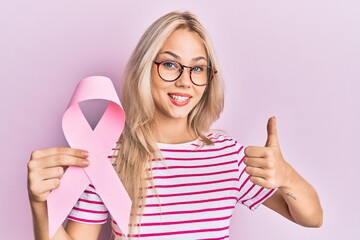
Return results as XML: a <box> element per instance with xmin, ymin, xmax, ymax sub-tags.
<box><xmin>249</xmin><ymin>176</ymin><xmax>273</xmax><ymax>189</ymax></box>
<box><xmin>243</xmin><ymin>157</ymin><xmax>265</xmax><ymax>168</ymax></box>
<box><xmin>30</xmin><ymin>147</ymin><xmax>89</xmax><ymax>159</ymax></box>
<box><xmin>28</xmin><ymin>155</ymin><xmax>89</xmax><ymax>169</ymax></box>
<box><xmin>265</xmin><ymin>116</ymin><xmax>279</xmax><ymax>147</ymax></box>
<box><xmin>39</xmin><ymin>178</ymin><xmax>61</xmax><ymax>193</ymax></box>
<box><xmin>28</xmin><ymin>167</ymin><xmax>63</xmax><ymax>183</ymax></box>
<box><xmin>244</xmin><ymin>157</ymin><xmax>275</xmax><ymax>170</ymax></box>
<box><xmin>29</xmin><ymin>178</ymin><xmax>61</xmax><ymax>198</ymax></box>
<box><xmin>41</xmin><ymin>167</ymin><xmax>65</xmax><ymax>180</ymax></box>
<box><xmin>244</xmin><ymin>146</ymin><xmax>268</xmax><ymax>158</ymax></box>
<box><xmin>245</xmin><ymin>165</ymin><xmax>266</xmax><ymax>178</ymax></box>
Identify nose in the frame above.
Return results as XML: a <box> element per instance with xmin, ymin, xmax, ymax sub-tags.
<box><xmin>175</xmin><ymin>67</ymin><xmax>192</xmax><ymax>88</ymax></box>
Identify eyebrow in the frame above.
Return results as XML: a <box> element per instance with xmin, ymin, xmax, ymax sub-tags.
<box><xmin>159</xmin><ymin>51</ymin><xmax>207</xmax><ymax>62</ymax></box>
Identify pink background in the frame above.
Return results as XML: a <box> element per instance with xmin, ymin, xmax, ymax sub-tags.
<box><xmin>1</xmin><ymin>1</ymin><xmax>359</xmax><ymax>239</ymax></box>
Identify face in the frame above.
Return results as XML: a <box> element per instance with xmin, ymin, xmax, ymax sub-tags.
<box><xmin>151</xmin><ymin>29</ymin><xmax>208</xmax><ymax>124</ymax></box>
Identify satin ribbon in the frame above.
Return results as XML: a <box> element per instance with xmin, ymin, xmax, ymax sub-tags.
<box><xmin>47</xmin><ymin>76</ymin><xmax>131</xmax><ymax>238</ymax></box>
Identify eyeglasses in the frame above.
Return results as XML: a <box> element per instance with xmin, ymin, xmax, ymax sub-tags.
<box><xmin>153</xmin><ymin>60</ymin><xmax>217</xmax><ymax>86</ymax></box>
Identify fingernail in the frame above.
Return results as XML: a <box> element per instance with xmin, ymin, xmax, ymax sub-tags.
<box><xmin>82</xmin><ymin>159</ymin><xmax>90</xmax><ymax>166</ymax></box>
<box><xmin>81</xmin><ymin>151</ymin><xmax>89</xmax><ymax>157</ymax></box>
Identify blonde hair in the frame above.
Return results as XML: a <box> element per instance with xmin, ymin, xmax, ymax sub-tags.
<box><xmin>115</xmin><ymin>11</ymin><xmax>224</xmax><ymax>233</ymax></box>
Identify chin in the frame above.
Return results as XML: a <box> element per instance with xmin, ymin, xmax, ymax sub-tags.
<box><xmin>168</xmin><ymin>109</ymin><xmax>192</xmax><ymax>119</ymax></box>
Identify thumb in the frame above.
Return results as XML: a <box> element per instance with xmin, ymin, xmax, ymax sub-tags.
<box><xmin>265</xmin><ymin>116</ymin><xmax>279</xmax><ymax>147</ymax></box>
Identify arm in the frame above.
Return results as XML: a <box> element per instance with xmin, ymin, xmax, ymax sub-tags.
<box><xmin>262</xmin><ymin>164</ymin><xmax>323</xmax><ymax>227</ymax></box>
<box><xmin>244</xmin><ymin>117</ymin><xmax>323</xmax><ymax>227</ymax></box>
<box><xmin>28</xmin><ymin>147</ymin><xmax>103</xmax><ymax>239</ymax></box>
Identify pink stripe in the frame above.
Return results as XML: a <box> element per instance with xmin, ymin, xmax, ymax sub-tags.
<box><xmin>238</xmin><ymin>183</ymin><xmax>255</xmax><ymax>201</ymax></box>
<box><xmin>112</xmin><ymin>228</ymin><xmax>124</xmax><ymax>236</ymax></box>
<box><xmin>242</xmin><ymin>188</ymin><xmax>264</xmax><ymax>204</ymax></box>
<box><xmin>153</xmin><ymin>151</ymin><xmax>239</xmax><ymax>162</ymax></box>
<box><xmin>239</xmin><ymin>166</ymin><xmax>247</xmax><ymax>180</ymax></box>
<box><xmin>249</xmin><ymin>188</ymin><xmax>276</xmax><ymax>210</ymax></box>
<box><xmin>208</xmin><ymin>134</ymin><xmax>231</xmax><ymax>141</ymax></box>
<box><xmin>144</xmin><ymin>196</ymin><xmax>238</xmax><ymax>207</ymax></box>
<box><xmin>147</xmin><ymin>187</ymin><xmax>239</xmax><ymax>198</ymax></box>
<box><xmin>148</xmin><ymin>178</ymin><xmax>239</xmax><ymax>189</ymax></box>
<box><xmin>151</xmin><ymin>160</ymin><xmax>238</xmax><ymax>170</ymax></box>
<box><xmin>152</xmin><ymin>169</ymin><xmax>238</xmax><ymax>179</ymax></box>
<box><xmin>130</xmin><ymin>226</ymin><xmax>229</xmax><ymax>238</ymax></box>
<box><xmin>236</xmin><ymin>146</ymin><xmax>244</xmax><ymax>154</ymax></box>
<box><xmin>143</xmin><ymin>206</ymin><xmax>234</xmax><ymax>217</ymax></box>
<box><xmin>160</xmin><ymin>142</ymin><xmax>237</xmax><ymax>153</ymax></box>
<box><xmin>238</xmin><ymin>175</ymin><xmax>251</xmax><ymax>194</ymax></box>
<box><xmin>238</xmin><ymin>155</ymin><xmax>245</xmax><ymax>167</ymax></box>
<box><xmin>191</xmin><ymin>138</ymin><xmax>234</xmax><ymax>147</ymax></box>
<box><xmin>136</xmin><ymin>215</ymin><xmax>232</xmax><ymax>226</ymax></box>
<box><xmin>78</xmin><ymin>198</ymin><xmax>104</xmax><ymax>205</ymax></box>
<box><xmin>212</xmin><ymin>138</ymin><xmax>234</xmax><ymax>143</ymax></box>
<box><xmin>193</xmin><ymin>138</ymin><xmax>239</xmax><ymax>147</ymax></box>
<box><xmin>199</xmin><ymin>236</ymin><xmax>229</xmax><ymax>240</ymax></box>
<box><xmin>84</xmin><ymin>190</ymin><xmax>96</xmax><ymax>194</ymax></box>
<box><xmin>68</xmin><ymin>215</ymin><xmax>107</xmax><ymax>224</ymax></box>
<box><xmin>72</xmin><ymin>206</ymin><xmax>108</xmax><ymax>214</ymax></box>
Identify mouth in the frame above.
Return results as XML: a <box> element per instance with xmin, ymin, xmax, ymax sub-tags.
<box><xmin>168</xmin><ymin>93</ymin><xmax>192</xmax><ymax>106</ymax></box>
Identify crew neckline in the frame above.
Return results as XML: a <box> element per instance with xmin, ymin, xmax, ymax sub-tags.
<box><xmin>156</xmin><ymin>138</ymin><xmax>201</xmax><ymax>148</ymax></box>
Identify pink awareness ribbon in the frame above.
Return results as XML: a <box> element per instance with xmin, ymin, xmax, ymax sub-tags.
<box><xmin>47</xmin><ymin>76</ymin><xmax>132</xmax><ymax>238</ymax></box>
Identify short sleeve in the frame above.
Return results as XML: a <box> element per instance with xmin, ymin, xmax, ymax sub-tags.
<box><xmin>236</xmin><ymin>145</ymin><xmax>277</xmax><ymax>210</ymax></box>
<box><xmin>67</xmin><ymin>184</ymin><xmax>109</xmax><ymax>224</ymax></box>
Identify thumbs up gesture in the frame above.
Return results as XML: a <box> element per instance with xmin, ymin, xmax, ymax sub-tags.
<box><xmin>244</xmin><ymin>116</ymin><xmax>290</xmax><ymax>189</ymax></box>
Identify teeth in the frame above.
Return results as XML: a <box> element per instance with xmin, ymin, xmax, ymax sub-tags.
<box><xmin>169</xmin><ymin>94</ymin><xmax>190</xmax><ymax>102</ymax></box>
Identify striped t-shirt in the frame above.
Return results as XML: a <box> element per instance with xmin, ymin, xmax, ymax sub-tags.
<box><xmin>68</xmin><ymin>133</ymin><xmax>276</xmax><ymax>239</ymax></box>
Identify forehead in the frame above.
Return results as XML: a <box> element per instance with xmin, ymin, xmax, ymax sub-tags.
<box><xmin>158</xmin><ymin>29</ymin><xmax>207</xmax><ymax>61</ymax></box>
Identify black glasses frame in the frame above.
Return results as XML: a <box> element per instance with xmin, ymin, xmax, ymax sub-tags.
<box><xmin>153</xmin><ymin>61</ymin><xmax>217</xmax><ymax>86</ymax></box>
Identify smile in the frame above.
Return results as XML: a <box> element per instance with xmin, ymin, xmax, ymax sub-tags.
<box><xmin>168</xmin><ymin>93</ymin><xmax>192</xmax><ymax>106</ymax></box>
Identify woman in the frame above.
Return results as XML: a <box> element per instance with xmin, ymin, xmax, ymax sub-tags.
<box><xmin>28</xmin><ymin>11</ymin><xmax>323</xmax><ymax>239</ymax></box>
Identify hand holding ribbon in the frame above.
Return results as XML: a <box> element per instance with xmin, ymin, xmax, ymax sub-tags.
<box><xmin>47</xmin><ymin>76</ymin><xmax>132</xmax><ymax>238</ymax></box>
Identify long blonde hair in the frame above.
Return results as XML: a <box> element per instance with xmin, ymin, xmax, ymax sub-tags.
<box><xmin>115</xmin><ymin>11</ymin><xmax>224</xmax><ymax>230</ymax></box>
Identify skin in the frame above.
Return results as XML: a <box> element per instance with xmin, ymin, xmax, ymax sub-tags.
<box><xmin>151</xmin><ymin>29</ymin><xmax>207</xmax><ymax>143</ymax></box>
<box><xmin>27</xmin><ymin>148</ymin><xmax>101</xmax><ymax>239</ymax></box>
<box><xmin>27</xmin><ymin>29</ymin><xmax>322</xmax><ymax>240</ymax></box>
<box><xmin>246</xmin><ymin>117</ymin><xmax>323</xmax><ymax>227</ymax></box>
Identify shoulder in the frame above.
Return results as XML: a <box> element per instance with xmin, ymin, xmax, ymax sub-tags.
<box><xmin>200</xmin><ymin>131</ymin><xmax>245</xmax><ymax>154</ymax></box>
<box><xmin>207</xmin><ymin>132</ymin><xmax>242</xmax><ymax>147</ymax></box>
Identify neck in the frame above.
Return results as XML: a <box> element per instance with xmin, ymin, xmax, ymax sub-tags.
<box><xmin>152</xmin><ymin>115</ymin><xmax>196</xmax><ymax>144</ymax></box>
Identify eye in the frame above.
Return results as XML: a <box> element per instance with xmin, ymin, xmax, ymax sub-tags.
<box><xmin>161</xmin><ymin>61</ymin><xmax>178</xmax><ymax>69</ymax></box>
<box><xmin>192</xmin><ymin>65</ymin><xmax>205</xmax><ymax>72</ymax></box>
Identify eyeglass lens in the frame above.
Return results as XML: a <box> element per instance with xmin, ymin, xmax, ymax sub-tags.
<box><xmin>157</xmin><ymin>61</ymin><xmax>213</xmax><ymax>86</ymax></box>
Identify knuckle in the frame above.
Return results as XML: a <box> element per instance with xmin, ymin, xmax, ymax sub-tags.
<box><xmin>27</xmin><ymin>171</ymin><xmax>36</xmax><ymax>182</ymax></box>
<box><xmin>268</xmin><ymin>180</ymin><xmax>276</xmax><ymax>189</ymax></box>
<box><xmin>30</xmin><ymin>150</ymin><xmax>39</xmax><ymax>159</ymax></box>
<box><xmin>266</xmin><ymin>161</ymin><xmax>275</xmax><ymax>169</ymax></box>
<box><xmin>262</xmin><ymin>171</ymin><xmax>269</xmax><ymax>179</ymax></box>
<box><xmin>57</xmin><ymin>167</ymin><xmax>64</xmax><ymax>177</ymax></box>
<box><xmin>55</xmin><ymin>147</ymin><xmax>67</xmax><ymax>155</ymax></box>
<box><xmin>51</xmin><ymin>178</ymin><xmax>61</xmax><ymax>189</ymax></box>
<box><xmin>27</xmin><ymin>160</ymin><xmax>35</xmax><ymax>170</ymax></box>
<box><xmin>56</xmin><ymin>155</ymin><xmax>67</xmax><ymax>166</ymax></box>
<box><xmin>244</xmin><ymin>147</ymin><xmax>250</xmax><ymax>156</ymax></box>
<box><xmin>28</xmin><ymin>183</ymin><xmax>40</xmax><ymax>195</ymax></box>
<box><xmin>249</xmin><ymin>176</ymin><xmax>255</xmax><ymax>184</ymax></box>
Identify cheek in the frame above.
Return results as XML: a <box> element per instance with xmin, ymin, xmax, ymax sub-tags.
<box><xmin>195</xmin><ymin>87</ymin><xmax>206</xmax><ymax>101</ymax></box>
